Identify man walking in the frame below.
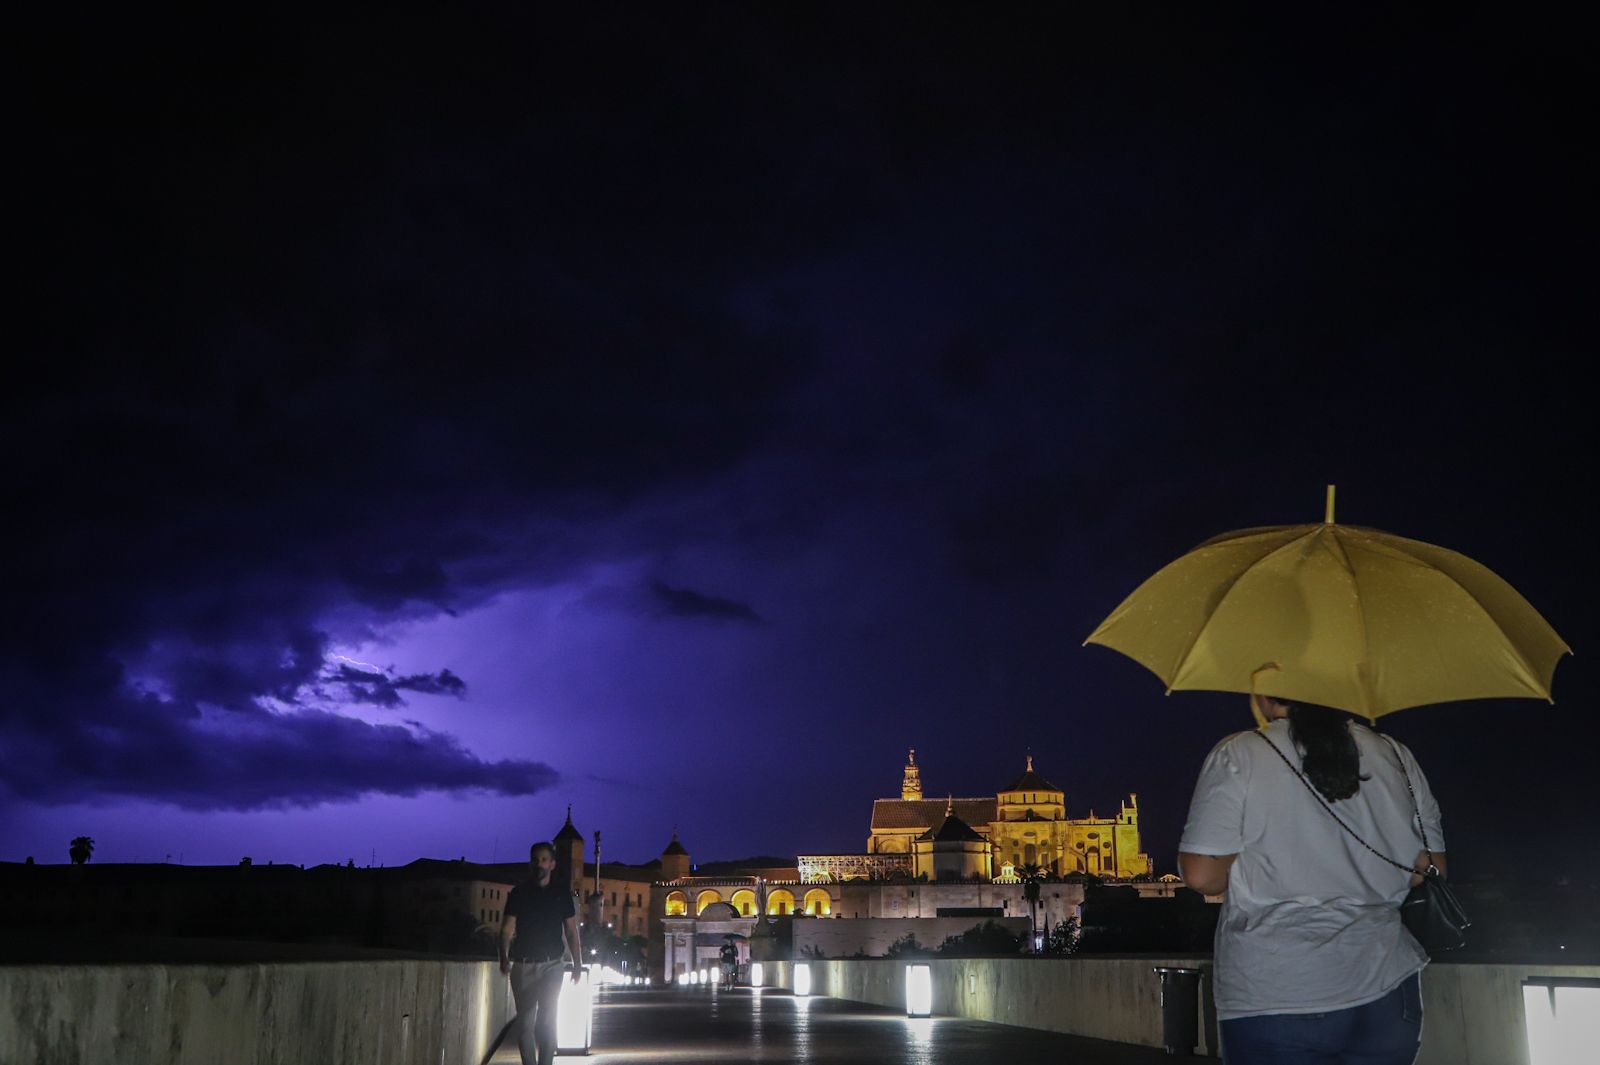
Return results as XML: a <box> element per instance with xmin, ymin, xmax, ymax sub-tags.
<box><xmin>500</xmin><ymin>842</ymin><xmax>583</xmax><ymax>1065</ymax></box>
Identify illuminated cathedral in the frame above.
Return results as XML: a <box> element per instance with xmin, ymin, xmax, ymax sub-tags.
<box><xmin>858</xmin><ymin>749</ymin><xmax>1152</xmax><ymax>880</ymax></box>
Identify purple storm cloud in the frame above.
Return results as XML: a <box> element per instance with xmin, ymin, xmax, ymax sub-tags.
<box><xmin>3</xmin><ymin>9</ymin><xmax>1593</xmax><ymax>871</ymax></box>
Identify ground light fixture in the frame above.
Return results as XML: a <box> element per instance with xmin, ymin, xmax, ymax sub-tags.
<box><xmin>750</xmin><ymin>962</ymin><xmax>764</xmax><ymax>988</ymax></box>
<box><xmin>1523</xmin><ymin>977</ymin><xmax>1600</xmax><ymax>1065</ymax></box>
<box><xmin>793</xmin><ymin>963</ymin><xmax>812</xmax><ymax>997</ymax></box>
<box><xmin>555</xmin><ymin>967</ymin><xmax>594</xmax><ymax>1055</ymax></box>
<box><xmin>905</xmin><ymin>964</ymin><xmax>932</xmax><ymax>1017</ymax></box>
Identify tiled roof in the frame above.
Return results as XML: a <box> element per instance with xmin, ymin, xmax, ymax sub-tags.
<box><xmin>917</xmin><ymin>813</ymin><xmax>989</xmax><ymax>843</ymax></box>
<box><xmin>871</xmin><ymin>798</ymin><xmax>996</xmax><ymax>831</ymax></box>
<box><xmin>1002</xmin><ymin>768</ymin><xmax>1062</xmax><ymax>793</ymax></box>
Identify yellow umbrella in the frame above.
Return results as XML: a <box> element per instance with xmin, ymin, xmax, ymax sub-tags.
<box><xmin>1085</xmin><ymin>487</ymin><xmax>1570</xmax><ymax>720</ymax></box>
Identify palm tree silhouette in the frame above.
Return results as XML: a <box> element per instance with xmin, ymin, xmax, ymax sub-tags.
<box><xmin>1020</xmin><ymin>862</ymin><xmax>1045</xmax><ymax>949</ymax></box>
<box><xmin>69</xmin><ymin>836</ymin><xmax>95</xmax><ymax>865</ymax></box>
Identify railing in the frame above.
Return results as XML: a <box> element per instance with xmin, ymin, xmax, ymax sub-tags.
<box><xmin>658</xmin><ymin>876</ymin><xmax>804</xmax><ymax>887</ymax></box>
<box><xmin>797</xmin><ymin>854</ymin><xmax>914</xmax><ymax>883</ymax></box>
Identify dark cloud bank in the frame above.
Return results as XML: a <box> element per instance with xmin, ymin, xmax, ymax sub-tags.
<box><xmin>4</xmin><ymin>7</ymin><xmax>1593</xmax><ymax>855</ymax></box>
<box><xmin>6</xmin><ymin>12</ymin><xmax>824</xmax><ymax>809</ymax></box>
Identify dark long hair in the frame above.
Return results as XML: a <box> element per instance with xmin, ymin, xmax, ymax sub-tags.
<box><xmin>1284</xmin><ymin>700</ymin><xmax>1365</xmax><ymax>801</ymax></box>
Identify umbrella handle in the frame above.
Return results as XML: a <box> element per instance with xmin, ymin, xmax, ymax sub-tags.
<box><xmin>1250</xmin><ymin>663</ymin><xmax>1281</xmax><ymax>728</ymax></box>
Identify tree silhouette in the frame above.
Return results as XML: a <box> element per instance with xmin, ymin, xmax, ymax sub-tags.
<box><xmin>883</xmin><ymin>933</ymin><xmax>932</xmax><ymax>959</ymax></box>
<box><xmin>938</xmin><ymin>920</ymin><xmax>1024</xmax><ymax>956</ymax></box>
<box><xmin>1046</xmin><ymin>917</ymin><xmax>1081</xmax><ymax>955</ymax></box>
<box><xmin>69</xmin><ymin>836</ymin><xmax>95</xmax><ymax>865</ymax></box>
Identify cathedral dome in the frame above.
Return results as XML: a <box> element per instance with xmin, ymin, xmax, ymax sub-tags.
<box><xmin>1002</xmin><ymin>754</ymin><xmax>1061</xmax><ymax>794</ymax></box>
<box><xmin>918</xmin><ymin>811</ymin><xmax>987</xmax><ymax>844</ymax></box>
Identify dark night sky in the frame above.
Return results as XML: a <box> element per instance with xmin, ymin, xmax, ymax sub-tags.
<box><xmin>6</xmin><ymin>9</ymin><xmax>1594</xmax><ymax>875</ymax></box>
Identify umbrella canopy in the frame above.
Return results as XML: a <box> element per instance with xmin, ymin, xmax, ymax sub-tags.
<box><xmin>1085</xmin><ymin>489</ymin><xmax>1570</xmax><ymax>719</ymax></box>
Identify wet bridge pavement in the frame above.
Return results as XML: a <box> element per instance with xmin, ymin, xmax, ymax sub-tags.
<box><xmin>493</xmin><ymin>985</ymin><xmax>1182</xmax><ymax>1064</ymax></box>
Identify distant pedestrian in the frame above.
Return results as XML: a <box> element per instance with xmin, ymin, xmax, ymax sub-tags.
<box><xmin>500</xmin><ymin>842</ymin><xmax>583</xmax><ymax>1065</ymax></box>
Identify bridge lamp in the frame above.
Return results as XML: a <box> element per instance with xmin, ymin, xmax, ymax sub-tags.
<box><xmin>750</xmin><ymin>962</ymin><xmax>764</xmax><ymax>988</ymax></box>
<box><xmin>555</xmin><ymin>967</ymin><xmax>594</xmax><ymax>1055</ymax></box>
<box><xmin>905</xmin><ymin>964</ymin><xmax>932</xmax><ymax>1017</ymax></box>
<box><xmin>793</xmin><ymin>963</ymin><xmax>812</xmax><ymax>998</ymax></box>
<box><xmin>1524</xmin><ymin>978</ymin><xmax>1600</xmax><ymax>1065</ymax></box>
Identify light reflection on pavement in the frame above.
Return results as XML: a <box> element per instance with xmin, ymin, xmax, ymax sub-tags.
<box><xmin>491</xmin><ymin>985</ymin><xmax>1183</xmax><ymax>1064</ymax></box>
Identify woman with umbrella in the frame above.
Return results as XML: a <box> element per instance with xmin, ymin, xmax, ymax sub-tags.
<box><xmin>1178</xmin><ymin>690</ymin><xmax>1441</xmax><ymax>1063</ymax></box>
<box><xmin>1087</xmin><ymin>489</ymin><xmax>1568</xmax><ymax>1064</ymax></box>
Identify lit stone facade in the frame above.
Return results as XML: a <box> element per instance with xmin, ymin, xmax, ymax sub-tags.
<box><xmin>644</xmin><ymin>751</ymin><xmax>1153</xmax><ymax>978</ymax></box>
<box><xmin>863</xmin><ymin>751</ymin><xmax>1152</xmax><ymax>880</ymax></box>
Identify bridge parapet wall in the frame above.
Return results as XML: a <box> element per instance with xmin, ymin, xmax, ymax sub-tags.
<box><xmin>0</xmin><ymin>958</ymin><xmax>512</xmax><ymax>1065</ymax></box>
<box><xmin>760</xmin><ymin>956</ymin><xmax>1600</xmax><ymax>1064</ymax></box>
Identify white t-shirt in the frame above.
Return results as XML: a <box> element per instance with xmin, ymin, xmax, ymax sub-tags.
<box><xmin>1179</xmin><ymin>719</ymin><xmax>1444</xmax><ymax>1020</ymax></box>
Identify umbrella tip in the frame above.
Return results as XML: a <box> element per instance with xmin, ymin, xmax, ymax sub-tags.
<box><xmin>1325</xmin><ymin>484</ymin><xmax>1337</xmax><ymax>524</ymax></box>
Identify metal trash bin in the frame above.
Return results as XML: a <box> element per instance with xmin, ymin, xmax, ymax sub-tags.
<box><xmin>1152</xmin><ymin>966</ymin><xmax>1203</xmax><ymax>1056</ymax></box>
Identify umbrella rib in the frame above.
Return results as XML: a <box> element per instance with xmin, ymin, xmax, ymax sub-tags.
<box><xmin>1376</xmin><ymin>540</ymin><xmax>1561</xmax><ymax>697</ymax></box>
<box><xmin>1168</xmin><ymin>527</ymin><xmax>1319</xmax><ymax>687</ymax></box>
<box><xmin>1323</xmin><ymin>531</ymin><xmax>1376</xmax><ymax>717</ymax></box>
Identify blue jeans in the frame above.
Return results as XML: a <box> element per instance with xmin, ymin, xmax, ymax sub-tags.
<box><xmin>1221</xmin><ymin>973</ymin><xmax>1423</xmax><ymax>1065</ymax></box>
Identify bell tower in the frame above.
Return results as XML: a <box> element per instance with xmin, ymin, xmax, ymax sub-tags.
<box><xmin>659</xmin><ymin>829</ymin><xmax>691</xmax><ymax>881</ymax></box>
<box><xmin>901</xmin><ymin>748</ymin><xmax>923</xmax><ymax>800</ymax></box>
<box><xmin>554</xmin><ymin>805</ymin><xmax>585</xmax><ymax>893</ymax></box>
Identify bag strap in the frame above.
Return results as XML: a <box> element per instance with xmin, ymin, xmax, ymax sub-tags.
<box><xmin>1379</xmin><ymin>733</ymin><xmax>1441</xmax><ymax>875</ymax></box>
<box><xmin>1251</xmin><ymin>730</ymin><xmax>1417</xmax><ymax>876</ymax></box>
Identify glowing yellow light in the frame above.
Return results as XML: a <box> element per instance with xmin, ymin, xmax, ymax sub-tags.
<box><xmin>905</xmin><ymin>964</ymin><xmax>932</xmax><ymax>1017</ymax></box>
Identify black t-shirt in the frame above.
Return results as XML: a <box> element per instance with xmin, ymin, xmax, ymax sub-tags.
<box><xmin>505</xmin><ymin>879</ymin><xmax>576</xmax><ymax>961</ymax></box>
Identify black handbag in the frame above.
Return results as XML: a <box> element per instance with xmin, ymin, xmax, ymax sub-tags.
<box><xmin>1254</xmin><ymin>731</ymin><xmax>1470</xmax><ymax>953</ymax></box>
<box><xmin>1400</xmin><ymin>867</ymin><xmax>1470</xmax><ymax>952</ymax></box>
